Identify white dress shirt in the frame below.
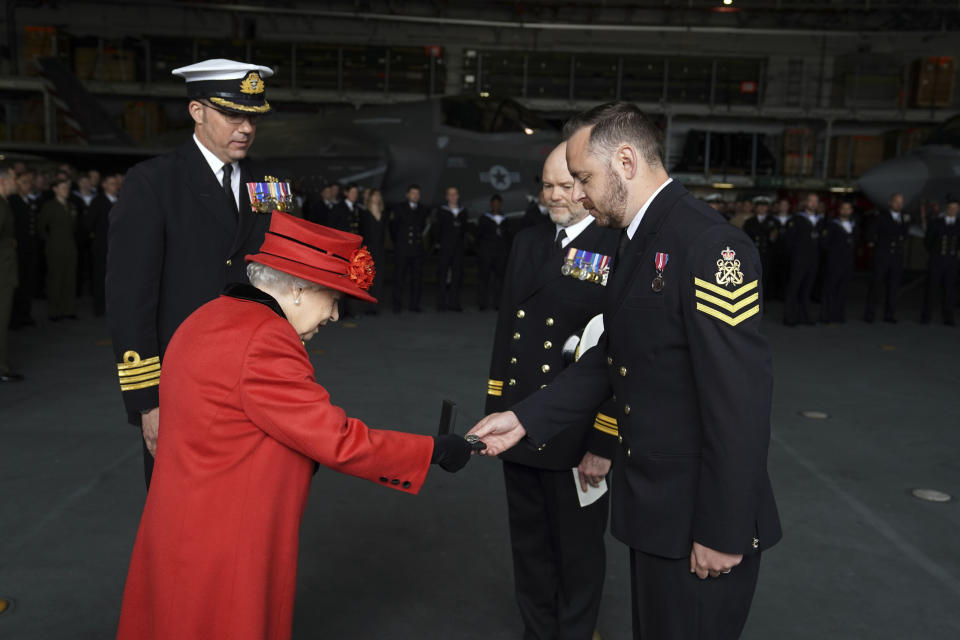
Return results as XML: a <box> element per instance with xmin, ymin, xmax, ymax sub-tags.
<box><xmin>194</xmin><ymin>134</ymin><xmax>240</xmax><ymax>210</ymax></box>
<box><xmin>555</xmin><ymin>215</ymin><xmax>595</xmax><ymax>249</ymax></box>
<box><xmin>626</xmin><ymin>178</ymin><xmax>673</xmax><ymax>240</ymax></box>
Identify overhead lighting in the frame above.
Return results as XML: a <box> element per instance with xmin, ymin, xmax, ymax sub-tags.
<box><xmin>723</xmin><ymin>0</ymin><xmax>733</xmax><ymax>4</ymax></box>
<box><xmin>829</xmin><ymin>186</ymin><xmax>855</xmax><ymax>193</ymax></box>
<box><xmin>711</xmin><ymin>182</ymin><xmax>735</xmax><ymax>189</ymax></box>
<box><xmin>523</xmin><ymin>127</ymin><xmax>535</xmax><ymax>135</ymax></box>
<box><xmin>479</xmin><ymin>91</ymin><xmax>490</xmax><ymax>98</ymax></box>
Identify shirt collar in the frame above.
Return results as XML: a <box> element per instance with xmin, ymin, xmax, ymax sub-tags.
<box><xmin>193</xmin><ymin>134</ymin><xmax>237</xmax><ymax>178</ymax></box>
<box><xmin>626</xmin><ymin>178</ymin><xmax>673</xmax><ymax>240</ymax></box>
<box><xmin>556</xmin><ymin>215</ymin><xmax>594</xmax><ymax>247</ymax></box>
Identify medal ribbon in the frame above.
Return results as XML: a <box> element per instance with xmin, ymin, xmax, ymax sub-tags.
<box><xmin>654</xmin><ymin>252</ymin><xmax>669</xmax><ymax>272</ymax></box>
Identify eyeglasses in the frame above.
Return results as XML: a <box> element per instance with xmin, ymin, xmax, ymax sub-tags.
<box><xmin>203</xmin><ymin>103</ymin><xmax>260</xmax><ymax>126</ymax></box>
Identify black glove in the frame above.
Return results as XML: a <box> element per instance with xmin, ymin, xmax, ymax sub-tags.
<box><xmin>431</xmin><ymin>434</ymin><xmax>475</xmax><ymax>473</ymax></box>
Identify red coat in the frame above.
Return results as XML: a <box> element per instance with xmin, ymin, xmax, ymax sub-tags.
<box><xmin>116</xmin><ymin>286</ymin><xmax>434</xmax><ymax>640</ymax></box>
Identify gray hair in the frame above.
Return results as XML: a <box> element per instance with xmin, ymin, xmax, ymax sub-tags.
<box><xmin>562</xmin><ymin>101</ymin><xmax>664</xmax><ymax>168</ymax></box>
<box><xmin>246</xmin><ymin>261</ymin><xmax>324</xmax><ymax>293</ymax></box>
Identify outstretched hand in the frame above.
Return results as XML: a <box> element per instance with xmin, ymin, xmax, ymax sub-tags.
<box><xmin>466</xmin><ymin>411</ymin><xmax>527</xmax><ymax>456</ymax></box>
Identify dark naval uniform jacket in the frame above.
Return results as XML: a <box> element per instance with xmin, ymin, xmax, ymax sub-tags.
<box><xmin>106</xmin><ymin>138</ymin><xmax>271</xmax><ymax>425</ymax></box>
<box><xmin>485</xmin><ymin>220</ymin><xmax>620</xmax><ymax>470</ymax></box>
<box><xmin>867</xmin><ymin>209</ymin><xmax>910</xmax><ymax>265</ymax></box>
<box><xmin>391</xmin><ymin>201</ymin><xmax>427</xmax><ymax>257</ymax></box>
<box><xmin>513</xmin><ymin>180</ymin><xmax>782</xmax><ymax>559</ymax></box>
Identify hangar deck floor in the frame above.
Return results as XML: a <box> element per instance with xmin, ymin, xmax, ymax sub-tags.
<box><xmin>1</xmin><ymin>288</ymin><xmax>959</xmax><ymax>640</ymax></box>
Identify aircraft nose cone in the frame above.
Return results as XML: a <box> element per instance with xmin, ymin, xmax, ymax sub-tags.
<box><xmin>859</xmin><ymin>155</ymin><xmax>929</xmax><ymax>208</ymax></box>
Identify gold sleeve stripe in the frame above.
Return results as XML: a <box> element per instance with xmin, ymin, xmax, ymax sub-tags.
<box><xmin>593</xmin><ymin>413</ymin><xmax>619</xmax><ymax>436</ymax></box>
<box><xmin>696</xmin><ymin>302</ymin><xmax>759</xmax><ymax>327</ymax></box>
<box><xmin>120</xmin><ymin>378</ymin><xmax>160</xmax><ymax>392</ymax></box>
<box><xmin>487</xmin><ymin>379</ymin><xmax>504</xmax><ymax>396</ymax></box>
<box><xmin>118</xmin><ymin>370</ymin><xmax>161</xmax><ymax>385</ymax></box>
<box><xmin>695</xmin><ymin>289</ymin><xmax>759</xmax><ymax>314</ymax></box>
<box><xmin>118</xmin><ymin>363</ymin><xmax>160</xmax><ymax>378</ymax></box>
<box><xmin>487</xmin><ymin>388</ymin><xmax>503</xmax><ymax>397</ymax></box>
<box><xmin>693</xmin><ymin>277</ymin><xmax>758</xmax><ymax>300</ymax></box>
<box><xmin>488</xmin><ymin>379</ymin><xmax>504</xmax><ymax>387</ymax></box>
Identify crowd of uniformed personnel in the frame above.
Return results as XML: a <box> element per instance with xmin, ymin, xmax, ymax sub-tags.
<box><xmin>2</xmin><ymin>161</ymin><xmax>957</xmax><ymax>387</ymax></box>
<box><xmin>0</xmin><ymin>161</ymin><xmax>124</xmax><ymax>382</ymax></box>
<box><xmin>706</xmin><ymin>191</ymin><xmax>960</xmax><ymax>327</ymax></box>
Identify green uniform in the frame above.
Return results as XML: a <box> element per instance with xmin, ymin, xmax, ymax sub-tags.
<box><xmin>0</xmin><ymin>196</ymin><xmax>18</xmax><ymax>375</ymax></box>
<box><xmin>38</xmin><ymin>198</ymin><xmax>78</xmax><ymax>318</ymax></box>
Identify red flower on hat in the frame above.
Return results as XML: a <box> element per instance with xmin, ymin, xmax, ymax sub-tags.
<box><xmin>348</xmin><ymin>247</ymin><xmax>376</xmax><ymax>290</ymax></box>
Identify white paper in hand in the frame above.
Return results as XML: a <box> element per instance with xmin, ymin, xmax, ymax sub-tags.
<box><xmin>572</xmin><ymin>468</ymin><xmax>608</xmax><ymax>508</ymax></box>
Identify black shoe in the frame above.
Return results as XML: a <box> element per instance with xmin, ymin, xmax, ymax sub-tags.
<box><xmin>945</xmin><ymin>318</ymin><xmax>956</xmax><ymax>327</ymax></box>
<box><xmin>0</xmin><ymin>373</ymin><xmax>24</xmax><ymax>382</ymax></box>
<box><xmin>449</xmin><ymin>306</ymin><xmax>464</xmax><ymax>312</ymax></box>
<box><xmin>49</xmin><ymin>316</ymin><xmax>61</xmax><ymax>322</ymax></box>
<box><xmin>65</xmin><ymin>314</ymin><xmax>78</xmax><ymax>320</ymax></box>
<box><xmin>884</xmin><ymin>316</ymin><xmax>897</xmax><ymax>324</ymax></box>
<box><xmin>410</xmin><ymin>307</ymin><xmax>422</xmax><ymax>313</ymax></box>
<box><xmin>864</xmin><ymin>314</ymin><xmax>875</xmax><ymax>324</ymax></box>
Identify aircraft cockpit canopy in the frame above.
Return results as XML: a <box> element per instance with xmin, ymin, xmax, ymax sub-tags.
<box><xmin>924</xmin><ymin>115</ymin><xmax>960</xmax><ymax>149</ymax></box>
<box><xmin>441</xmin><ymin>95</ymin><xmax>553</xmax><ymax>135</ymax></box>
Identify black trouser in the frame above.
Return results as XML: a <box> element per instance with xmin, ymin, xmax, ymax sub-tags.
<box><xmin>502</xmin><ymin>460</ymin><xmax>608</xmax><ymax>640</ymax></box>
<box><xmin>922</xmin><ymin>258</ymin><xmax>957</xmax><ymax>323</ymax></box>
<box><xmin>478</xmin><ymin>254</ymin><xmax>505</xmax><ymax>310</ymax></box>
<box><xmin>865</xmin><ymin>253</ymin><xmax>903</xmax><ymax>320</ymax></box>
<box><xmin>11</xmin><ymin>248</ymin><xmax>37</xmax><ymax>325</ymax></box>
<box><xmin>91</xmin><ymin>243</ymin><xmax>107</xmax><ymax>316</ymax></box>
<box><xmin>630</xmin><ymin>548</ymin><xmax>761</xmax><ymax>640</ymax></box>
<box><xmin>819</xmin><ymin>263</ymin><xmax>852</xmax><ymax>323</ymax></box>
<box><xmin>393</xmin><ymin>254</ymin><xmax>423</xmax><ymax>311</ymax></box>
<box><xmin>436</xmin><ymin>251</ymin><xmax>464</xmax><ymax>310</ymax></box>
<box><xmin>783</xmin><ymin>257</ymin><xmax>816</xmax><ymax>324</ymax></box>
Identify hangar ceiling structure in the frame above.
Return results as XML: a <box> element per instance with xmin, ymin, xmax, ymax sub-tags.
<box><xmin>1</xmin><ymin>0</ymin><xmax>958</xmax><ymax>189</ymax></box>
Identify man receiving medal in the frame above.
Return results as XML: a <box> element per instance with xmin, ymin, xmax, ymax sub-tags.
<box><xmin>107</xmin><ymin>58</ymin><xmax>281</xmax><ymax>486</ymax></box>
<box><xmin>485</xmin><ymin>142</ymin><xmax>620</xmax><ymax>640</ymax></box>
<box><xmin>471</xmin><ymin>103</ymin><xmax>781</xmax><ymax>640</ymax></box>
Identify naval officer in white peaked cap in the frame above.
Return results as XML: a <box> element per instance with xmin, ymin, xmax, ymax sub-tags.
<box><xmin>106</xmin><ymin>58</ymin><xmax>278</xmax><ymax>486</ymax></box>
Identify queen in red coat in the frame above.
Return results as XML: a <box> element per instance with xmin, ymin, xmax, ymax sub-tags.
<box><xmin>116</xmin><ymin>213</ymin><xmax>474</xmax><ymax>640</ymax></box>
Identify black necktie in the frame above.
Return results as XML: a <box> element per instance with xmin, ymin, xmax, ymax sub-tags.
<box><xmin>555</xmin><ymin>229</ymin><xmax>567</xmax><ymax>250</ymax></box>
<box><xmin>222</xmin><ymin>163</ymin><xmax>237</xmax><ymax>217</ymax></box>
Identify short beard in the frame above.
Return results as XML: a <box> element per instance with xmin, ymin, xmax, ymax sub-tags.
<box><xmin>592</xmin><ymin>167</ymin><xmax>629</xmax><ymax>228</ymax></box>
<box><xmin>549</xmin><ymin>203</ymin><xmax>588</xmax><ymax>227</ymax></box>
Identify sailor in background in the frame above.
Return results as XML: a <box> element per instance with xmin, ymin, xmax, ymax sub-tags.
<box><xmin>819</xmin><ymin>200</ymin><xmax>859</xmax><ymax>324</ymax></box>
<box><xmin>864</xmin><ymin>192</ymin><xmax>909</xmax><ymax>323</ymax></box>
<box><xmin>106</xmin><ymin>58</ymin><xmax>277</xmax><ymax>486</ymax></box>
<box><xmin>782</xmin><ymin>192</ymin><xmax>823</xmax><ymax>326</ymax></box>
<box><xmin>742</xmin><ymin>196</ymin><xmax>778</xmax><ymax>299</ymax></box>
<box><xmin>390</xmin><ymin>184</ymin><xmax>427</xmax><ymax>313</ymax></box>
<box><xmin>487</xmin><ymin>143</ymin><xmax>620</xmax><ymax>640</ymax></box>
<box><xmin>922</xmin><ymin>198</ymin><xmax>959</xmax><ymax>326</ymax></box>
<box><xmin>432</xmin><ymin>186</ymin><xmax>469</xmax><ymax>312</ymax></box>
<box><xmin>476</xmin><ymin>193</ymin><xmax>512</xmax><ymax>311</ymax></box>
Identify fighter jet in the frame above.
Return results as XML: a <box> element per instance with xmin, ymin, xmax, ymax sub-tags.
<box><xmin>858</xmin><ymin>115</ymin><xmax>960</xmax><ymax>212</ymax></box>
<box><xmin>255</xmin><ymin>95</ymin><xmax>560</xmax><ymax>213</ymax></box>
<box><xmin>6</xmin><ymin>57</ymin><xmax>559</xmax><ymax>214</ymax></box>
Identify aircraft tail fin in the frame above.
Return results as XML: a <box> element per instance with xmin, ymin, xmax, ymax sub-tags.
<box><xmin>34</xmin><ymin>56</ymin><xmax>133</xmax><ymax>146</ymax></box>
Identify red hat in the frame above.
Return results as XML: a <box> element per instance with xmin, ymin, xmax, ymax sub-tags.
<box><xmin>246</xmin><ymin>212</ymin><xmax>377</xmax><ymax>303</ymax></box>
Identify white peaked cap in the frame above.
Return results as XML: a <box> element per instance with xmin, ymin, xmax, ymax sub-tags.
<box><xmin>172</xmin><ymin>58</ymin><xmax>275</xmax><ymax>82</ymax></box>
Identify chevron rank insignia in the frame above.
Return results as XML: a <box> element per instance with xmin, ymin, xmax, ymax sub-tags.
<box><xmin>693</xmin><ymin>247</ymin><xmax>759</xmax><ymax>326</ymax></box>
